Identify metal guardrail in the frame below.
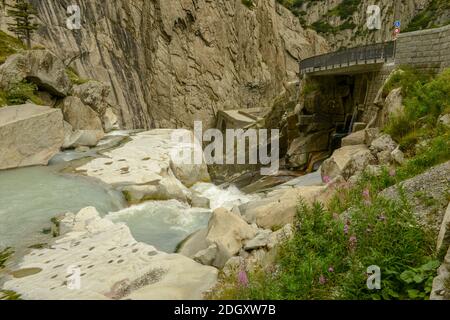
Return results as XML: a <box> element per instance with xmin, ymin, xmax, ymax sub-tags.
<box><xmin>300</xmin><ymin>41</ymin><xmax>396</xmax><ymax>74</ymax></box>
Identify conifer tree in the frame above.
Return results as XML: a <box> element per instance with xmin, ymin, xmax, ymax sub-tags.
<box><xmin>7</xmin><ymin>0</ymin><xmax>39</xmax><ymax>49</ymax></box>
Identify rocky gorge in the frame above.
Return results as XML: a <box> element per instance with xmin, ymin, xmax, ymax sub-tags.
<box><xmin>0</xmin><ymin>0</ymin><xmax>449</xmax><ymax>302</ymax></box>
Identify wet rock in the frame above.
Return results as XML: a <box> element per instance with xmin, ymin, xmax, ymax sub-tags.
<box><xmin>60</xmin><ymin>96</ymin><xmax>105</xmax><ymax>146</ymax></box>
<box><xmin>2</xmin><ymin>207</ymin><xmax>218</xmax><ymax>300</ymax></box>
<box><xmin>76</xmin><ymin>130</ymin><xmax>209</xmax><ymax>203</ymax></box>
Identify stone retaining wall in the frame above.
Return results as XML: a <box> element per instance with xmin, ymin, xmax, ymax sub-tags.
<box><xmin>395</xmin><ymin>24</ymin><xmax>450</xmax><ymax>74</ymax></box>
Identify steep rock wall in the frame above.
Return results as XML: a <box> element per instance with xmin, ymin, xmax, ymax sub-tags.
<box><xmin>288</xmin><ymin>0</ymin><xmax>432</xmax><ymax>50</ymax></box>
<box><xmin>0</xmin><ymin>0</ymin><xmax>328</xmax><ymax>129</ymax></box>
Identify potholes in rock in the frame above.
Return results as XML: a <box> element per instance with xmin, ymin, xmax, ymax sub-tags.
<box><xmin>11</xmin><ymin>268</ymin><xmax>43</xmax><ymax>279</ymax></box>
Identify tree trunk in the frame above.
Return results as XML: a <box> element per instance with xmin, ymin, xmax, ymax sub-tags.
<box><xmin>26</xmin><ymin>29</ymin><xmax>31</xmax><ymax>49</ymax></box>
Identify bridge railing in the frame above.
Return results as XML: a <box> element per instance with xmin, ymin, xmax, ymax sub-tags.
<box><xmin>300</xmin><ymin>41</ymin><xmax>396</xmax><ymax>74</ymax></box>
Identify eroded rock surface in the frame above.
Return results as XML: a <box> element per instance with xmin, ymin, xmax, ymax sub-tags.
<box><xmin>12</xmin><ymin>0</ymin><xmax>327</xmax><ymax>129</ymax></box>
<box><xmin>2</xmin><ymin>207</ymin><xmax>218</xmax><ymax>300</ymax></box>
<box><xmin>76</xmin><ymin>130</ymin><xmax>210</xmax><ymax>203</ymax></box>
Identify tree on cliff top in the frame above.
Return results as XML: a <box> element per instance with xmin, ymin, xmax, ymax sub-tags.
<box><xmin>7</xmin><ymin>0</ymin><xmax>39</xmax><ymax>49</ymax></box>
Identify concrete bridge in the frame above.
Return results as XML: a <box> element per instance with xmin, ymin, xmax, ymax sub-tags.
<box><xmin>297</xmin><ymin>24</ymin><xmax>450</xmax><ymax>132</ymax></box>
<box><xmin>300</xmin><ymin>41</ymin><xmax>396</xmax><ymax>76</ymax></box>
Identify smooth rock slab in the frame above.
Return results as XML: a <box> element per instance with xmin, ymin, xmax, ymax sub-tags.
<box><xmin>76</xmin><ymin>130</ymin><xmax>210</xmax><ymax>202</ymax></box>
<box><xmin>0</xmin><ymin>104</ymin><xmax>64</xmax><ymax>170</ymax></box>
<box><xmin>2</xmin><ymin>207</ymin><xmax>217</xmax><ymax>300</ymax></box>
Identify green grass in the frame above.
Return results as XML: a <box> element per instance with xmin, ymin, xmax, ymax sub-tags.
<box><xmin>0</xmin><ymin>290</ymin><xmax>22</xmax><ymax>300</ymax></box>
<box><xmin>211</xmin><ymin>68</ymin><xmax>450</xmax><ymax>301</ymax></box>
<box><xmin>5</xmin><ymin>80</ymin><xmax>44</xmax><ymax>105</ymax></box>
<box><xmin>405</xmin><ymin>0</ymin><xmax>450</xmax><ymax>32</ymax></box>
<box><xmin>0</xmin><ymin>247</ymin><xmax>14</xmax><ymax>270</ymax></box>
<box><xmin>66</xmin><ymin>67</ymin><xmax>89</xmax><ymax>85</ymax></box>
<box><xmin>0</xmin><ymin>30</ymin><xmax>25</xmax><ymax>64</ymax></box>
<box><xmin>327</xmin><ymin>0</ymin><xmax>360</xmax><ymax>20</ymax></box>
<box><xmin>211</xmin><ymin>168</ymin><xmax>438</xmax><ymax>300</ymax></box>
<box><xmin>384</xmin><ymin>67</ymin><xmax>450</xmax><ymax>156</ymax></box>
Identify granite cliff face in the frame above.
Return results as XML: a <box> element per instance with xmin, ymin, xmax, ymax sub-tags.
<box><xmin>0</xmin><ymin>0</ymin><xmax>327</xmax><ymax>129</ymax></box>
<box><xmin>283</xmin><ymin>0</ymin><xmax>432</xmax><ymax>50</ymax></box>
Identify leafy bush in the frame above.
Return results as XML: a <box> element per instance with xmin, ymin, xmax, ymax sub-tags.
<box><xmin>385</xmin><ymin>67</ymin><xmax>450</xmax><ymax>154</ymax></box>
<box><xmin>0</xmin><ymin>247</ymin><xmax>13</xmax><ymax>269</ymax></box>
<box><xmin>66</xmin><ymin>67</ymin><xmax>89</xmax><ymax>85</ymax></box>
<box><xmin>311</xmin><ymin>21</ymin><xmax>335</xmax><ymax>34</ymax></box>
<box><xmin>212</xmin><ymin>169</ymin><xmax>437</xmax><ymax>300</ymax></box>
<box><xmin>405</xmin><ymin>0</ymin><xmax>450</xmax><ymax>32</ymax></box>
<box><xmin>0</xmin><ymin>30</ymin><xmax>24</xmax><ymax>64</ymax></box>
<box><xmin>6</xmin><ymin>80</ymin><xmax>43</xmax><ymax>105</ymax></box>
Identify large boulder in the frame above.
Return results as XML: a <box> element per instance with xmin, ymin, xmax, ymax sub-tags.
<box><xmin>0</xmin><ymin>50</ymin><xmax>71</xmax><ymax>97</ymax></box>
<box><xmin>437</xmin><ymin>204</ymin><xmax>450</xmax><ymax>252</ymax></box>
<box><xmin>60</xmin><ymin>96</ymin><xmax>105</xmax><ymax>147</ymax></box>
<box><xmin>76</xmin><ymin>130</ymin><xmax>210</xmax><ymax>203</ymax></box>
<box><xmin>0</xmin><ymin>104</ymin><xmax>64</xmax><ymax>170</ymax></box>
<box><xmin>71</xmin><ymin>80</ymin><xmax>111</xmax><ymax>113</ymax></box>
<box><xmin>381</xmin><ymin>88</ymin><xmax>404</xmax><ymax>127</ymax></box>
<box><xmin>370</xmin><ymin>134</ymin><xmax>398</xmax><ymax>154</ymax></box>
<box><xmin>321</xmin><ymin>145</ymin><xmax>377</xmax><ymax>180</ymax></box>
<box><xmin>102</xmin><ymin>107</ymin><xmax>120</xmax><ymax>133</ymax></box>
<box><xmin>380</xmin><ymin>161</ymin><xmax>450</xmax><ymax>235</ymax></box>
<box><xmin>205</xmin><ymin>208</ymin><xmax>256</xmax><ymax>268</ymax></box>
<box><xmin>2</xmin><ymin>207</ymin><xmax>218</xmax><ymax>300</ymax></box>
<box><xmin>430</xmin><ymin>246</ymin><xmax>450</xmax><ymax>300</ymax></box>
<box><xmin>239</xmin><ymin>185</ymin><xmax>329</xmax><ymax>229</ymax></box>
<box><xmin>286</xmin><ymin>131</ymin><xmax>330</xmax><ymax>168</ymax></box>
<box><xmin>341</xmin><ymin>130</ymin><xmax>365</xmax><ymax>147</ymax></box>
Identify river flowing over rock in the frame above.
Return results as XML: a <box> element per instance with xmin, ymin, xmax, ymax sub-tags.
<box><xmin>0</xmin><ymin>104</ymin><xmax>64</xmax><ymax>170</ymax></box>
<box><xmin>76</xmin><ymin>129</ymin><xmax>210</xmax><ymax>203</ymax></box>
<box><xmin>0</xmin><ymin>0</ymin><xmax>329</xmax><ymax>129</ymax></box>
<box><xmin>2</xmin><ymin>207</ymin><xmax>218</xmax><ymax>300</ymax></box>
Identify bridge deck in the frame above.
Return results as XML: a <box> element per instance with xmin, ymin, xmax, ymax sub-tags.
<box><xmin>300</xmin><ymin>41</ymin><xmax>396</xmax><ymax>76</ymax></box>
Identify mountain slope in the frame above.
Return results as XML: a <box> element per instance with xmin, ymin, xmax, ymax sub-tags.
<box><xmin>0</xmin><ymin>0</ymin><xmax>328</xmax><ymax>129</ymax></box>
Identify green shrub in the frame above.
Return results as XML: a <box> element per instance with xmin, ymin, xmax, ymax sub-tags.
<box><xmin>310</xmin><ymin>21</ymin><xmax>335</xmax><ymax>34</ymax></box>
<box><xmin>6</xmin><ymin>80</ymin><xmax>44</xmax><ymax>105</ymax></box>
<box><xmin>66</xmin><ymin>67</ymin><xmax>89</xmax><ymax>85</ymax></box>
<box><xmin>405</xmin><ymin>0</ymin><xmax>450</xmax><ymax>32</ymax></box>
<box><xmin>0</xmin><ymin>30</ymin><xmax>25</xmax><ymax>64</ymax></box>
<box><xmin>0</xmin><ymin>247</ymin><xmax>14</xmax><ymax>269</ymax></box>
<box><xmin>212</xmin><ymin>169</ymin><xmax>437</xmax><ymax>300</ymax></box>
<box><xmin>385</xmin><ymin>67</ymin><xmax>450</xmax><ymax>154</ymax></box>
<box><xmin>0</xmin><ymin>290</ymin><xmax>22</xmax><ymax>300</ymax></box>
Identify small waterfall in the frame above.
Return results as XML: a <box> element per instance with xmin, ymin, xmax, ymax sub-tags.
<box><xmin>190</xmin><ymin>182</ymin><xmax>259</xmax><ymax>211</ymax></box>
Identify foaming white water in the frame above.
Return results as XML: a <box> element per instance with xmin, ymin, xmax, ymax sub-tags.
<box><xmin>106</xmin><ymin>200</ymin><xmax>211</xmax><ymax>253</ymax></box>
<box><xmin>190</xmin><ymin>182</ymin><xmax>259</xmax><ymax>210</ymax></box>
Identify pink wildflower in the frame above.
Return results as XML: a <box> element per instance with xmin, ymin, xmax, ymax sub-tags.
<box><xmin>323</xmin><ymin>176</ymin><xmax>331</xmax><ymax>184</ymax></box>
<box><xmin>238</xmin><ymin>269</ymin><xmax>249</xmax><ymax>287</ymax></box>
<box><xmin>349</xmin><ymin>235</ymin><xmax>358</xmax><ymax>251</ymax></box>
<box><xmin>319</xmin><ymin>275</ymin><xmax>327</xmax><ymax>285</ymax></box>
